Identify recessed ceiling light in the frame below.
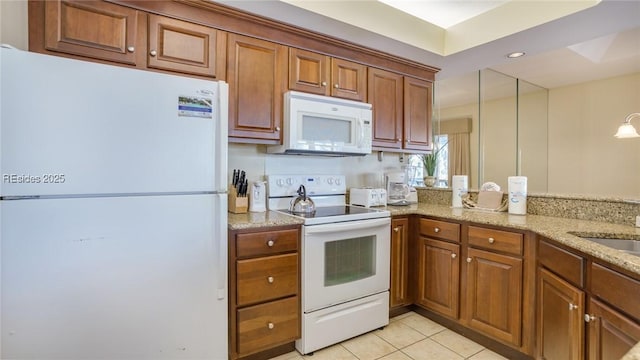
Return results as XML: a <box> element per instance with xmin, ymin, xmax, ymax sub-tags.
<box><xmin>507</xmin><ymin>52</ymin><xmax>526</xmax><ymax>58</ymax></box>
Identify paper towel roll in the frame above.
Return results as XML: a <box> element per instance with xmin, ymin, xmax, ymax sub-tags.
<box><xmin>451</xmin><ymin>175</ymin><xmax>468</xmax><ymax>208</ymax></box>
<box><xmin>508</xmin><ymin>176</ymin><xmax>527</xmax><ymax>215</ymax></box>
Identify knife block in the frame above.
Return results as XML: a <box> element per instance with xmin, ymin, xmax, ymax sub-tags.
<box><xmin>228</xmin><ymin>185</ymin><xmax>248</xmax><ymax>213</ymax></box>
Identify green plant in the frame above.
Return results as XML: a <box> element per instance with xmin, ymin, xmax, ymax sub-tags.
<box><xmin>420</xmin><ymin>142</ymin><xmax>447</xmax><ymax>176</ymax></box>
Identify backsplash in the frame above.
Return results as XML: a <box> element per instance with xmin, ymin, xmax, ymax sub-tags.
<box><xmin>418</xmin><ymin>187</ymin><xmax>640</xmax><ymax>226</ymax></box>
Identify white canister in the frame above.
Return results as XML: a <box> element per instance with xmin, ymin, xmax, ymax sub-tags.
<box><xmin>451</xmin><ymin>175</ymin><xmax>468</xmax><ymax>208</ymax></box>
<box><xmin>508</xmin><ymin>176</ymin><xmax>527</xmax><ymax>215</ymax></box>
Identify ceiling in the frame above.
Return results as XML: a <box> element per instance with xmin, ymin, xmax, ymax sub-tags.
<box><xmin>216</xmin><ymin>0</ymin><xmax>640</xmax><ymax>91</ymax></box>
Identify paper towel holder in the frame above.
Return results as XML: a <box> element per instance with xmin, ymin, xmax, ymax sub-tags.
<box><xmin>614</xmin><ymin>113</ymin><xmax>640</xmax><ymax>139</ymax></box>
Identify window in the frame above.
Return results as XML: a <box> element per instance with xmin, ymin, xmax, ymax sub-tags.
<box><xmin>408</xmin><ymin>134</ymin><xmax>449</xmax><ymax>187</ymax></box>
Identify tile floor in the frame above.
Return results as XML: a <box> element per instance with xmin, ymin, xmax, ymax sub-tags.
<box><xmin>269</xmin><ymin>312</ymin><xmax>509</xmax><ymax>360</ymax></box>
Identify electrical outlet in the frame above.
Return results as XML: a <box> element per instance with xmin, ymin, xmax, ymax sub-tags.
<box><xmin>636</xmin><ymin>215</ymin><xmax>640</xmax><ymax>228</ymax></box>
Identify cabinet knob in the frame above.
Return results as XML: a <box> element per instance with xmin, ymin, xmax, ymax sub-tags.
<box><xmin>393</xmin><ymin>227</ymin><xmax>400</xmax><ymax>233</ymax></box>
<box><xmin>267</xmin><ymin>240</ymin><xmax>275</xmax><ymax>247</ymax></box>
<box><xmin>321</xmin><ymin>81</ymin><xmax>327</xmax><ymax>86</ymax></box>
<box><xmin>150</xmin><ymin>50</ymin><xmax>157</xmax><ymax>57</ymax></box>
<box><xmin>488</xmin><ymin>237</ymin><xmax>495</xmax><ymax>244</ymax></box>
<box><xmin>451</xmin><ymin>253</ymin><xmax>457</xmax><ymax>259</ymax></box>
<box><xmin>267</xmin><ymin>276</ymin><xmax>274</xmax><ymax>284</ymax></box>
<box><xmin>584</xmin><ymin>314</ymin><xmax>596</xmax><ymax>323</ymax></box>
<box><xmin>434</xmin><ymin>227</ymin><xmax>440</xmax><ymax>233</ymax></box>
<box><xmin>267</xmin><ymin>322</ymin><xmax>275</xmax><ymax>330</ymax></box>
<box><xmin>127</xmin><ymin>46</ymin><xmax>135</xmax><ymax>53</ymax></box>
<box><xmin>334</xmin><ymin>84</ymin><xmax>339</xmax><ymax>88</ymax></box>
<box><xmin>466</xmin><ymin>257</ymin><xmax>472</xmax><ymax>263</ymax></box>
<box><xmin>569</xmin><ymin>303</ymin><xmax>579</xmax><ymax>310</ymax></box>
<box><xmin>275</xmin><ymin>126</ymin><xmax>281</xmax><ymax>132</ymax></box>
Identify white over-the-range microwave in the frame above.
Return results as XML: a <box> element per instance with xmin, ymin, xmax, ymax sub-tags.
<box><xmin>267</xmin><ymin>91</ymin><xmax>373</xmax><ymax>156</ymax></box>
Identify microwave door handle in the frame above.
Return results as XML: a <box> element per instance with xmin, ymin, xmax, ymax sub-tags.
<box><xmin>305</xmin><ymin>218</ymin><xmax>389</xmax><ymax>234</ymax></box>
<box><xmin>357</xmin><ymin>119</ymin><xmax>364</xmax><ymax>147</ymax></box>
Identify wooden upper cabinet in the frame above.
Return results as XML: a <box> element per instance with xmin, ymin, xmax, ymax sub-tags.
<box><xmin>227</xmin><ymin>34</ymin><xmax>287</xmax><ymax>144</ymax></box>
<box><xmin>43</xmin><ymin>0</ymin><xmax>139</xmax><ymax>65</ymax></box>
<box><xmin>404</xmin><ymin>77</ymin><xmax>433</xmax><ymax>151</ymax></box>
<box><xmin>289</xmin><ymin>48</ymin><xmax>366</xmax><ymax>101</ymax></box>
<box><xmin>368</xmin><ymin>67</ymin><xmax>403</xmax><ymax>149</ymax></box>
<box><xmin>147</xmin><ymin>14</ymin><xmax>226</xmax><ymax>79</ymax></box>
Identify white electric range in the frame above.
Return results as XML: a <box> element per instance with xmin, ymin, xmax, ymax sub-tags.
<box><xmin>267</xmin><ymin>174</ymin><xmax>391</xmax><ymax>355</ymax></box>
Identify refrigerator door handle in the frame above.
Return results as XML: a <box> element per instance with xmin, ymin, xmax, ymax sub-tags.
<box><xmin>216</xmin><ymin>195</ymin><xmax>228</xmax><ymax>300</ymax></box>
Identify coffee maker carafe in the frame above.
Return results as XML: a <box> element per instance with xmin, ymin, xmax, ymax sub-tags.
<box><xmin>386</xmin><ymin>172</ymin><xmax>410</xmax><ymax>206</ymax></box>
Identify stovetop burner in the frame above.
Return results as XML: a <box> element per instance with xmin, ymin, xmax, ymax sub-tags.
<box><xmin>282</xmin><ymin>205</ymin><xmax>381</xmax><ymax>219</ymax></box>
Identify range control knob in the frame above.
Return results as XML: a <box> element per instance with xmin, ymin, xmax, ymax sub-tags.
<box><xmin>335</xmin><ymin>178</ymin><xmax>342</xmax><ymax>185</ymax></box>
<box><xmin>276</xmin><ymin>179</ymin><xmax>285</xmax><ymax>186</ymax></box>
<box><xmin>286</xmin><ymin>178</ymin><xmax>294</xmax><ymax>185</ymax></box>
<box><xmin>327</xmin><ymin>178</ymin><xmax>334</xmax><ymax>185</ymax></box>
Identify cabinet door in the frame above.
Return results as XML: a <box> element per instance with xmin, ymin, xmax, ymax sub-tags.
<box><xmin>227</xmin><ymin>34</ymin><xmax>287</xmax><ymax>143</ymax></box>
<box><xmin>587</xmin><ymin>298</ymin><xmax>640</xmax><ymax>360</ymax></box>
<box><xmin>465</xmin><ymin>247</ymin><xmax>522</xmax><ymax>346</ymax></box>
<box><xmin>147</xmin><ymin>15</ymin><xmax>226</xmax><ymax>78</ymax></box>
<box><xmin>537</xmin><ymin>268</ymin><xmax>584</xmax><ymax>360</ymax></box>
<box><xmin>331</xmin><ymin>58</ymin><xmax>367</xmax><ymax>101</ymax></box>
<box><xmin>417</xmin><ymin>237</ymin><xmax>460</xmax><ymax>319</ymax></box>
<box><xmin>403</xmin><ymin>77</ymin><xmax>433</xmax><ymax>151</ymax></box>
<box><xmin>368</xmin><ymin>68</ymin><xmax>403</xmax><ymax>149</ymax></box>
<box><xmin>390</xmin><ymin>217</ymin><xmax>410</xmax><ymax>308</ymax></box>
<box><xmin>288</xmin><ymin>48</ymin><xmax>329</xmax><ymax>95</ymax></box>
<box><xmin>44</xmin><ymin>0</ymin><xmax>139</xmax><ymax>64</ymax></box>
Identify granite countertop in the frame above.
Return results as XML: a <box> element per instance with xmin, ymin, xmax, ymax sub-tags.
<box><xmin>386</xmin><ymin>203</ymin><xmax>640</xmax><ymax>276</ymax></box>
<box><xmin>229</xmin><ymin>204</ymin><xmax>640</xmax><ymax>275</ymax></box>
<box><xmin>228</xmin><ymin>210</ymin><xmax>304</xmax><ymax>230</ymax></box>
<box><xmin>228</xmin><ymin>204</ymin><xmax>640</xmax><ymax>358</ymax></box>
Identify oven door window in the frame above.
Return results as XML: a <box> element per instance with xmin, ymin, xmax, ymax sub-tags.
<box><xmin>324</xmin><ymin>236</ymin><xmax>375</xmax><ymax>286</ymax></box>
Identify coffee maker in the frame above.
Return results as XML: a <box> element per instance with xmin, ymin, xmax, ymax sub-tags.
<box><xmin>386</xmin><ymin>167</ymin><xmax>418</xmax><ymax>206</ymax></box>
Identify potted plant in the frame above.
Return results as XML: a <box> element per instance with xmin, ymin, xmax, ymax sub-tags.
<box><xmin>420</xmin><ymin>142</ymin><xmax>446</xmax><ymax>187</ymax></box>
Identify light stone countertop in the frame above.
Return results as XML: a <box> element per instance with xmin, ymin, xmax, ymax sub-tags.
<box><xmin>386</xmin><ymin>203</ymin><xmax>640</xmax><ymax>275</ymax></box>
<box><xmin>227</xmin><ymin>204</ymin><xmax>640</xmax><ymax>358</ymax></box>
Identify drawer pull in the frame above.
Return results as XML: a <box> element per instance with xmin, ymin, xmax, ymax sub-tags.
<box><xmin>267</xmin><ymin>276</ymin><xmax>274</xmax><ymax>284</ymax></box>
<box><xmin>466</xmin><ymin>257</ymin><xmax>472</xmax><ymax>263</ymax></box>
<box><xmin>451</xmin><ymin>253</ymin><xmax>457</xmax><ymax>259</ymax></box>
<box><xmin>584</xmin><ymin>314</ymin><xmax>596</xmax><ymax>323</ymax></box>
<box><xmin>267</xmin><ymin>322</ymin><xmax>275</xmax><ymax>330</ymax></box>
<box><xmin>267</xmin><ymin>240</ymin><xmax>275</xmax><ymax>247</ymax></box>
<box><xmin>488</xmin><ymin>237</ymin><xmax>495</xmax><ymax>244</ymax></box>
<box><xmin>434</xmin><ymin>227</ymin><xmax>440</xmax><ymax>233</ymax></box>
<box><xmin>127</xmin><ymin>46</ymin><xmax>135</xmax><ymax>53</ymax></box>
<box><xmin>569</xmin><ymin>303</ymin><xmax>578</xmax><ymax>311</ymax></box>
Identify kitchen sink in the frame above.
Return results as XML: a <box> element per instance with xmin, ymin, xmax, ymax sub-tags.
<box><xmin>581</xmin><ymin>237</ymin><xmax>640</xmax><ymax>257</ymax></box>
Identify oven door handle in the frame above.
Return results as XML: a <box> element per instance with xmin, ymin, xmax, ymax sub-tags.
<box><xmin>305</xmin><ymin>218</ymin><xmax>390</xmax><ymax>234</ymax></box>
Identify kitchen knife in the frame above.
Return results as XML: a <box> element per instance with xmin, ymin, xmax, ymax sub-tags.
<box><xmin>232</xmin><ymin>169</ymin><xmax>238</xmax><ymax>187</ymax></box>
<box><xmin>238</xmin><ymin>170</ymin><xmax>245</xmax><ymax>189</ymax></box>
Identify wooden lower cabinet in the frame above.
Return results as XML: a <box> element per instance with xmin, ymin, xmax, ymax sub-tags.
<box><xmin>416</xmin><ymin>237</ymin><xmax>460</xmax><ymax>318</ymax></box>
<box><xmin>464</xmin><ymin>247</ymin><xmax>523</xmax><ymax>347</ymax></box>
<box><xmin>227</xmin><ymin>33</ymin><xmax>287</xmax><ymax>144</ymax></box>
<box><xmin>587</xmin><ymin>298</ymin><xmax>640</xmax><ymax>360</ymax></box>
<box><xmin>390</xmin><ymin>217</ymin><xmax>410</xmax><ymax>308</ymax></box>
<box><xmin>537</xmin><ymin>268</ymin><xmax>585</xmax><ymax>360</ymax></box>
<box><xmin>229</xmin><ymin>226</ymin><xmax>301</xmax><ymax>359</ymax></box>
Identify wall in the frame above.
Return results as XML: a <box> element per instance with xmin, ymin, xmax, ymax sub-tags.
<box><xmin>0</xmin><ymin>0</ymin><xmax>28</xmax><ymax>50</ymax></box>
<box><xmin>547</xmin><ymin>72</ymin><xmax>640</xmax><ymax>198</ymax></box>
<box><xmin>229</xmin><ymin>143</ymin><xmax>405</xmax><ymax>189</ymax></box>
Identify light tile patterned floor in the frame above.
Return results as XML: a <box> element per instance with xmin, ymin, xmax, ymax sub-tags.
<box><xmin>268</xmin><ymin>312</ymin><xmax>509</xmax><ymax>360</ymax></box>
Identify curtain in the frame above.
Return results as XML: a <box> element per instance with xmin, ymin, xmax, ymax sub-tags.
<box><xmin>447</xmin><ymin>132</ymin><xmax>471</xmax><ymax>186</ymax></box>
<box><xmin>440</xmin><ymin>118</ymin><xmax>471</xmax><ymax>186</ymax></box>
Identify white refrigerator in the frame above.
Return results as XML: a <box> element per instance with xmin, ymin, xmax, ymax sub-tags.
<box><xmin>0</xmin><ymin>47</ymin><xmax>229</xmax><ymax>359</ymax></box>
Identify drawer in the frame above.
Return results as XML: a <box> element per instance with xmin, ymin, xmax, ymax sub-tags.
<box><xmin>468</xmin><ymin>226</ymin><xmax>523</xmax><ymax>256</ymax></box>
<box><xmin>420</xmin><ymin>218</ymin><xmax>460</xmax><ymax>242</ymax></box>
<box><xmin>237</xmin><ymin>296</ymin><xmax>300</xmax><ymax>356</ymax></box>
<box><xmin>237</xmin><ymin>253</ymin><xmax>298</xmax><ymax>306</ymax></box>
<box><xmin>236</xmin><ymin>228</ymin><xmax>298</xmax><ymax>258</ymax></box>
<box><xmin>538</xmin><ymin>239</ymin><xmax>584</xmax><ymax>287</ymax></box>
<box><xmin>591</xmin><ymin>262</ymin><xmax>640</xmax><ymax>320</ymax></box>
